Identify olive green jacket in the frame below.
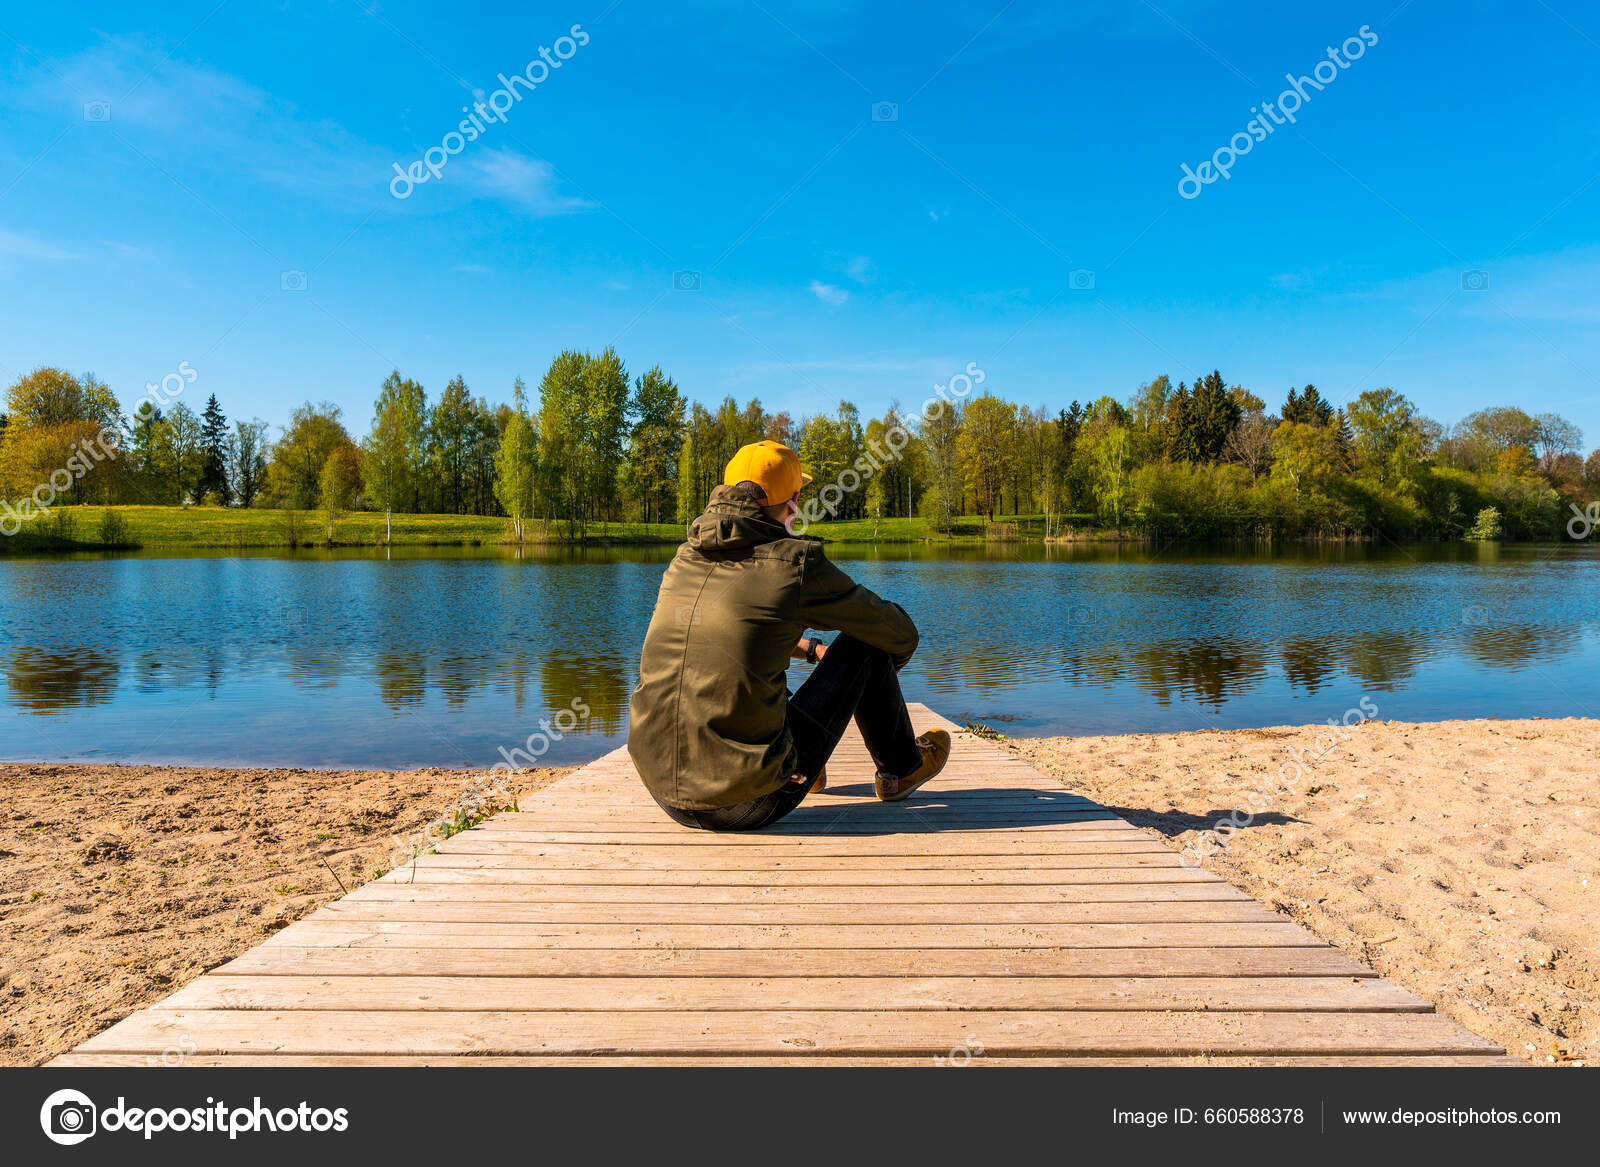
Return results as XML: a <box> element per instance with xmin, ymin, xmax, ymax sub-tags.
<box><xmin>627</xmin><ymin>486</ymin><xmax>919</xmax><ymax>810</ymax></box>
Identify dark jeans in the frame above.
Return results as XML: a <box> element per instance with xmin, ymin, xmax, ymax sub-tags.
<box><xmin>653</xmin><ymin>634</ymin><xmax>923</xmax><ymax>832</ymax></box>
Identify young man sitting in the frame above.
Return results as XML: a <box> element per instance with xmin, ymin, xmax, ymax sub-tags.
<box><xmin>627</xmin><ymin>440</ymin><xmax>951</xmax><ymax>830</ymax></box>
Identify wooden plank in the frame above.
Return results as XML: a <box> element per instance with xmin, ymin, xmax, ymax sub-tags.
<box><xmin>219</xmin><ymin>946</ymin><xmax>1375</xmax><ymax>979</ymax></box>
<box><xmin>259</xmin><ymin>921</ymin><xmax>1325</xmax><ymax>949</ymax></box>
<box><xmin>311</xmin><ymin>901</ymin><xmax>1283</xmax><ymax>925</ymax></box>
<box><xmin>342</xmin><ymin>882</ymin><xmax>1253</xmax><ymax>904</ymax></box>
<box><xmin>468</xmin><ymin>822</ymin><xmax>1139</xmax><ymax>840</ymax></box>
<box><xmin>161</xmin><ymin>975</ymin><xmax>1431</xmax><ymax>1014</ymax></box>
<box><xmin>419</xmin><ymin>845</ymin><xmax>1184</xmax><ymax>864</ymax></box>
<box><xmin>75</xmin><ymin>1009</ymin><xmax>1501</xmax><ymax>1057</ymax></box>
<box><xmin>374</xmin><ymin>865</ymin><xmax>1219</xmax><ymax>885</ymax></box>
<box><xmin>422</xmin><ymin>841</ymin><xmax>1174</xmax><ymax>862</ymax></box>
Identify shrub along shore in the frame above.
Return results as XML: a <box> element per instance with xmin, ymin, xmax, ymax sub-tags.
<box><xmin>1</xmin><ymin>504</ymin><xmax>1148</xmax><ymax>551</ymax></box>
<box><xmin>7</xmin><ymin>502</ymin><xmax>1600</xmax><ymax>554</ymax></box>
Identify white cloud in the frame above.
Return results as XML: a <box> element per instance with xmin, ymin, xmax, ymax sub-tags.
<box><xmin>464</xmin><ymin>149</ymin><xmax>593</xmax><ymax>216</ymax></box>
<box><xmin>846</xmin><ymin>255</ymin><xmax>876</xmax><ymax>284</ymax></box>
<box><xmin>12</xmin><ymin>36</ymin><xmax>387</xmax><ymax>207</ymax></box>
<box><xmin>0</xmin><ymin>230</ymin><xmax>84</xmax><ymax>261</ymax></box>
<box><xmin>6</xmin><ymin>37</ymin><xmax>591</xmax><ymax>217</ymax></box>
<box><xmin>809</xmin><ymin>280</ymin><xmax>849</xmax><ymax>306</ymax></box>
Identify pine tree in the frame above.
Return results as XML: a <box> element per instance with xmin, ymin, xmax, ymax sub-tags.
<box><xmin>1283</xmin><ymin>384</ymin><xmax>1333</xmax><ymax>427</ymax></box>
<box><xmin>1330</xmin><ymin>409</ymin><xmax>1355</xmax><ymax>471</ymax></box>
<box><xmin>1189</xmin><ymin>370</ymin><xmax>1243</xmax><ymax>462</ymax></box>
<box><xmin>198</xmin><ymin>393</ymin><xmax>230</xmax><ymax>503</ymax></box>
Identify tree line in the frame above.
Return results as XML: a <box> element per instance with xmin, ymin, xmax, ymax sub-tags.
<box><xmin>3</xmin><ymin>358</ymin><xmax>1597</xmax><ymax>541</ymax></box>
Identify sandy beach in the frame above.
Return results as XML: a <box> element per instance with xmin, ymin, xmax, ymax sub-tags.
<box><xmin>4</xmin><ymin>716</ymin><xmax>1596</xmax><ymax>1066</ymax></box>
<box><xmin>0</xmin><ymin>761</ymin><xmax>571</xmax><ymax>1067</ymax></box>
<box><xmin>1013</xmin><ymin>717</ymin><xmax>1598</xmax><ymax>1065</ymax></box>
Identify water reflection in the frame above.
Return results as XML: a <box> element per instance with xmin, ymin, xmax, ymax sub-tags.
<box><xmin>1281</xmin><ymin>638</ymin><xmax>1339</xmax><ymax>695</ymax></box>
<box><xmin>6</xmin><ymin>647</ymin><xmax>120</xmax><ymax>713</ymax></box>
<box><xmin>0</xmin><ymin>543</ymin><xmax>1595</xmax><ymax>763</ymax></box>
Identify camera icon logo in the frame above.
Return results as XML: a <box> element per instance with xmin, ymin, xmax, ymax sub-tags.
<box><xmin>1069</xmin><ymin>268</ymin><xmax>1096</xmax><ymax>291</ymax></box>
<box><xmin>672</xmin><ymin>270</ymin><xmax>701</xmax><ymax>292</ymax></box>
<box><xmin>280</xmin><ymin>270</ymin><xmax>308</xmax><ymax>292</ymax></box>
<box><xmin>1461</xmin><ymin>269</ymin><xmax>1489</xmax><ymax>291</ymax></box>
<box><xmin>82</xmin><ymin>101</ymin><xmax>111</xmax><ymax>123</ymax></box>
<box><xmin>871</xmin><ymin>101</ymin><xmax>899</xmax><ymax>122</ymax></box>
<box><xmin>1461</xmin><ymin>603</ymin><xmax>1490</xmax><ymax>627</ymax></box>
<box><xmin>40</xmin><ymin>1088</ymin><xmax>97</xmax><ymax>1146</ymax></box>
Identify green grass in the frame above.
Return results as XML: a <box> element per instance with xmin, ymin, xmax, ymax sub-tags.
<box><xmin>1</xmin><ymin>505</ymin><xmax>689</xmax><ymax>550</ymax></box>
<box><xmin>1</xmin><ymin>503</ymin><xmax>1127</xmax><ymax>552</ymax></box>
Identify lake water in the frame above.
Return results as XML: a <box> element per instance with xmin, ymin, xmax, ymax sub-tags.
<box><xmin>2</xmin><ymin>542</ymin><xmax>1597</xmax><ymax>768</ymax></box>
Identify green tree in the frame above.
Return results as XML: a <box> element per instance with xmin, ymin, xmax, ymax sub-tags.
<box><xmin>5</xmin><ymin>366</ymin><xmax>121</xmax><ymax>430</ymax></box>
<box><xmin>1345</xmin><ymin>388</ymin><xmax>1420</xmax><ymax>487</ymax></box>
<box><xmin>164</xmin><ymin>402</ymin><xmax>204</xmax><ymax>503</ymax></box>
<box><xmin>267</xmin><ymin>403</ymin><xmax>351</xmax><ymax>509</ymax></box>
<box><xmin>429</xmin><ymin>376</ymin><xmax>475</xmax><ymax>514</ymax></box>
<box><xmin>363</xmin><ymin>372</ymin><xmax>425</xmax><ymax>541</ymax></box>
<box><xmin>1091</xmin><ymin>423</ymin><xmax>1134</xmax><ymax>528</ymax></box>
<box><xmin>623</xmin><ymin>365</ymin><xmax>685</xmax><ymax>524</ymax></box>
<box><xmin>1282</xmin><ymin>384</ymin><xmax>1333</xmax><ymax>427</ymax></box>
<box><xmin>957</xmin><ymin>394</ymin><xmax>1018</xmax><ymax>518</ymax></box>
<box><xmin>318</xmin><ymin>445</ymin><xmax>359</xmax><ymax>542</ymax></box>
<box><xmin>1465</xmin><ymin>506</ymin><xmax>1503</xmax><ymax>541</ymax></box>
<box><xmin>494</xmin><ymin>379</ymin><xmax>539</xmax><ymax>541</ymax></box>
<box><xmin>227</xmin><ymin>419</ymin><xmax>269</xmax><ymax>507</ymax></box>
<box><xmin>197</xmin><ymin>394</ymin><xmax>230</xmax><ymax>503</ymax></box>
<box><xmin>581</xmin><ymin>347</ymin><xmax>630</xmax><ymax>530</ymax></box>
<box><xmin>537</xmin><ymin>349</ymin><xmax>588</xmax><ymax>536</ymax></box>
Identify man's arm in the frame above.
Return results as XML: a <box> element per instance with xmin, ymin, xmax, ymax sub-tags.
<box><xmin>797</xmin><ymin>551</ymin><xmax>918</xmax><ymax>667</ymax></box>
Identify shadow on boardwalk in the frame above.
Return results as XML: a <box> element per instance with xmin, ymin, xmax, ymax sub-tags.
<box><xmin>757</xmin><ymin>785</ymin><xmax>1303</xmax><ymax>837</ymax></box>
<box><xmin>761</xmin><ymin>785</ymin><xmax>1123</xmax><ymax>836</ymax></box>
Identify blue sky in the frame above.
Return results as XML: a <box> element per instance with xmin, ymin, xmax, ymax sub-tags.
<box><xmin>2</xmin><ymin>0</ymin><xmax>1598</xmax><ymax>446</ymax></box>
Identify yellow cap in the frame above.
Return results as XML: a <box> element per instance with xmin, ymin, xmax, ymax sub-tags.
<box><xmin>722</xmin><ymin>440</ymin><xmax>812</xmax><ymax>505</ymax></box>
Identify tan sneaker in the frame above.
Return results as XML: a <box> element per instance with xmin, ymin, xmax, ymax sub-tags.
<box><xmin>874</xmin><ymin>729</ymin><xmax>951</xmax><ymax>802</ymax></box>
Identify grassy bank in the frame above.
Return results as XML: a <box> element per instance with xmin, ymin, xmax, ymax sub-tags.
<box><xmin>0</xmin><ymin>505</ymin><xmax>1130</xmax><ymax>551</ymax></box>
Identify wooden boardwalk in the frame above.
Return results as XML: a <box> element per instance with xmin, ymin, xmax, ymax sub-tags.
<box><xmin>55</xmin><ymin>705</ymin><xmax>1505</xmax><ymax>1065</ymax></box>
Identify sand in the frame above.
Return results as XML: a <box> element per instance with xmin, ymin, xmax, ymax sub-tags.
<box><xmin>1012</xmin><ymin>717</ymin><xmax>1599</xmax><ymax>1065</ymax></box>
<box><xmin>0</xmin><ymin>761</ymin><xmax>571</xmax><ymax>1067</ymax></box>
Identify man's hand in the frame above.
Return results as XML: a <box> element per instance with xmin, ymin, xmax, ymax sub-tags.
<box><xmin>791</xmin><ymin>637</ymin><xmax>828</xmax><ymax>664</ymax></box>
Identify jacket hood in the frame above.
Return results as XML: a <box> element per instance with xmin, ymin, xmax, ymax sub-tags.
<box><xmin>686</xmin><ymin>484</ymin><xmax>790</xmax><ymax>553</ymax></box>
